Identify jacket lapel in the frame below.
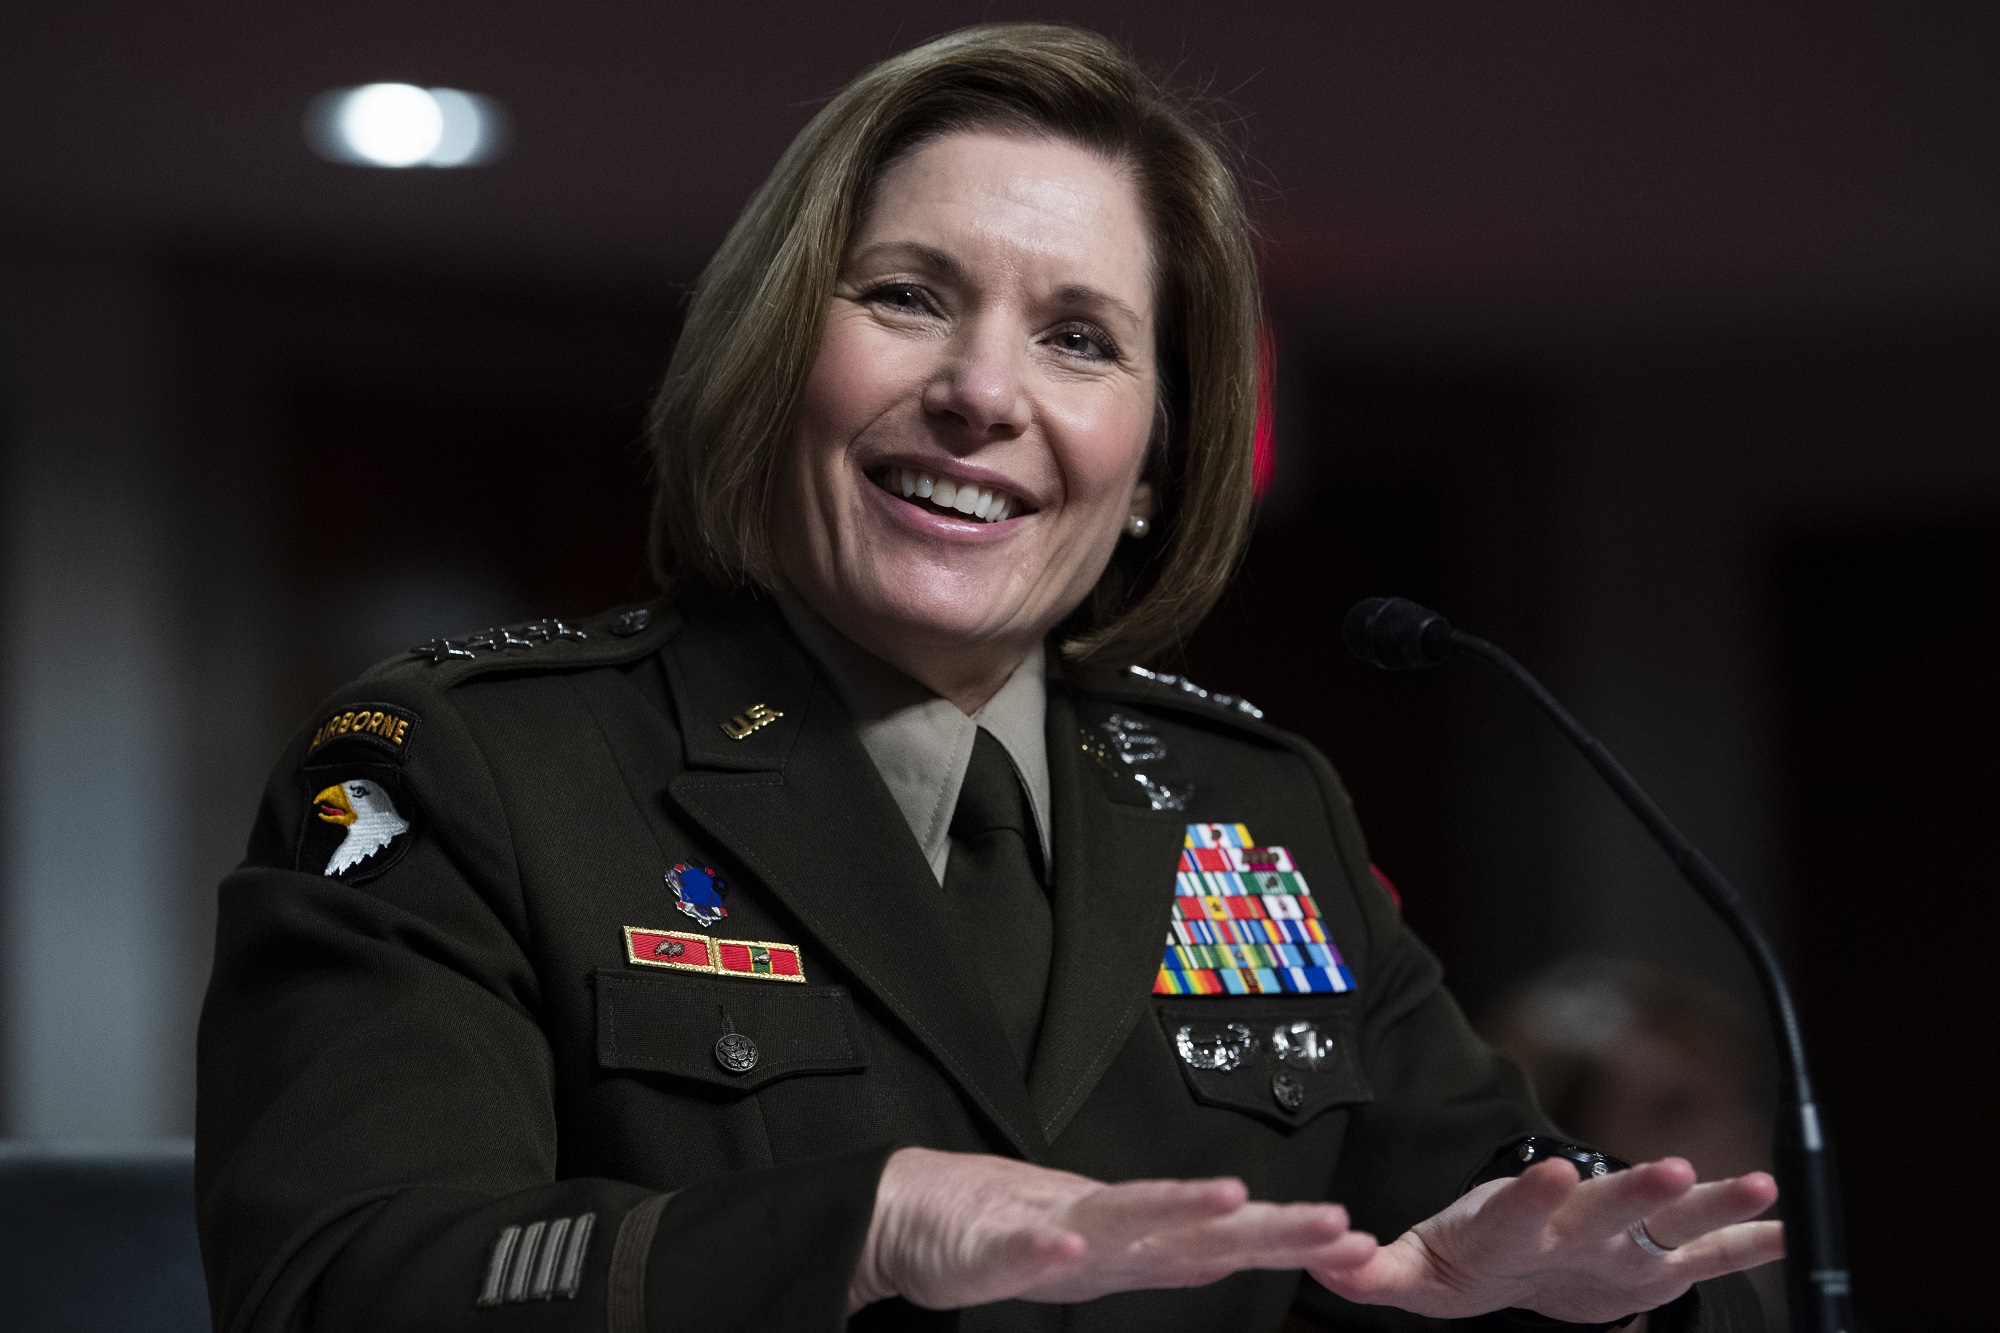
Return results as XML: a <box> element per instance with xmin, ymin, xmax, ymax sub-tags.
<box><xmin>645</xmin><ymin>596</ymin><xmax>1050</xmax><ymax>1161</ymax></box>
<box><xmin>1028</xmin><ymin>683</ymin><xmax>1188</xmax><ymax>1141</ymax></box>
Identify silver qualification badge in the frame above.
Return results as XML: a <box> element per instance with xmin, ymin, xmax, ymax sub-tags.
<box><xmin>1175</xmin><ymin>1022</ymin><xmax>1258</xmax><ymax>1072</ymax></box>
<box><xmin>1271</xmin><ymin>1020</ymin><xmax>1331</xmax><ymax>1070</ymax></box>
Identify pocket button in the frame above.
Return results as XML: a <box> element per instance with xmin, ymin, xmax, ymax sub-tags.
<box><xmin>714</xmin><ymin>1032</ymin><xmax>760</xmax><ymax>1074</ymax></box>
<box><xmin>1272</xmin><ymin>1070</ymin><xmax>1307</xmax><ymax>1111</ymax></box>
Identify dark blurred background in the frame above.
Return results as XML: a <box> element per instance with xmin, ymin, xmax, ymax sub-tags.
<box><xmin>2</xmin><ymin>4</ymin><xmax>1994</xmax><ymax>1328</ymax></box>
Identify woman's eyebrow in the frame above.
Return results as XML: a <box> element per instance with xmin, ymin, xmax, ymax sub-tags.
<box><xmin>1052</xmin><ymin>283</ymin><xmax>1144</xmax><ymax>330</ymax></box>
<box><xmin>845</xmin><ymin>240</ymin><xmax>964</xmax><ymax>279</ymax></box>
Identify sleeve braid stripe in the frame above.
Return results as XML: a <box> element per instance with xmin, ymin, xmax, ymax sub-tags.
<box><xmin>607</xmin><ymin>1193</ymin><xmax>674</xmax><ymax>1333</ymax></box>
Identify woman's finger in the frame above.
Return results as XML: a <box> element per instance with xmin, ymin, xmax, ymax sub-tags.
<box><xmin>1311</xmin><ymin>1231</ymin><xmax>1450</xmax><ymax>1308</ymax></box>
<box><xmin>1554</xmin><ymin>1158</ymin><xmax>1699</xmax><ymax>1242</ymax></box>
<box><xmin>1634</xmin><ymin>1173</ymin><xmax>1778</xmax><ymax>1251</ymax></box>
<box><xmin>1453</xmin><ymin>1157</ymin><xmax>1582</xmax><ymax>1252</ymax></box>
<box><xmin>1161</xmin><ymin>1200</ymin><xmax>1360</xmax><ymax>1269</ymax></box>
<box><xmin>1641</xmin><ymin>1219</ymin><xmax>1786</xmax><ymax>1286</ymax></box>
<box><xmin>1299</xmin><ymin>1228</ymin><xmax>1381</xmax><ymax>1275</ymax></box>
<box><xmin>1060</xmin><ymin>1176</ymin><xmax>1249</xmax><ymax>1245</ymax></box>
<box><xmin>1015</xmin><ymin>1202</ymin><xmax>1368</xmax><ymax>1303</ymax></box>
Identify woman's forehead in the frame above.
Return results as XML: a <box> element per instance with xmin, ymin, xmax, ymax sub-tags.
<box><xmin>854</xmin><ymin>130</ymin><xmax>1154</xmax><ymax>316</ymax></box>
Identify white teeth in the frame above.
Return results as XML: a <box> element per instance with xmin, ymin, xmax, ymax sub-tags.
<box><xmin>884</xmin><ymin>468</ymin><xmax>1018</xmax><ymax>522</ymax></box>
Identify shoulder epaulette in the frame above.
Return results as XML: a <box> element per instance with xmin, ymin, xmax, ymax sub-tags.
<box><xmin>362</xmin><ymin>601</ymin><xmax>681</xmax><ymax>686</ymax></box>
<box><xmin>1071</xmin><ymin>663</ymin><xmax>1276</xmax><ymax>736</ymax></box>
<box><xmin>1122</xmin><ymin>666</ymin><xmax>1265</xmax><ymax>720</ymax></box>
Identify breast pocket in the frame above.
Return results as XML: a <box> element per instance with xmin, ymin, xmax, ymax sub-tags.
<box><xmin>1156</xmin><ymin>998</ymin><xmax>1372</xmax><ymax>1130</ymax></box>
<box><xmin>594</xmin><ymin>967</ymin><xmax>868</xmax><ymax>1093</ymax></box>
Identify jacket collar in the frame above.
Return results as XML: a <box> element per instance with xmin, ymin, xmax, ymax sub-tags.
<box><xmin>659</xmin><ymin>590</ymin><xmax>814</xmax><ymax>773</ymax></box>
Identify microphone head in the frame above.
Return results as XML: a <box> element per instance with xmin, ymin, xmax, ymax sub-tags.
<box><xmin>1343</xmin><ymin>597</ymin><xmax>1456</xmax><ymax>670</ymax></box>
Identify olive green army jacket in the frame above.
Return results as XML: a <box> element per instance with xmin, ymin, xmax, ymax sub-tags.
<box><xmin>196</xmin><ymin>590</ymin><xmax>1761</xmax><ymax>1333</ymax></box>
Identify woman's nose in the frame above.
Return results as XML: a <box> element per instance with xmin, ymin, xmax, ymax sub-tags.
<box><xmin>922</xmin><ymin>315</ymin><xmax>1029</xmax><ymax>441</ymax></box>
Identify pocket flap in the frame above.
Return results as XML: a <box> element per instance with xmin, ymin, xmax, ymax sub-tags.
<box><xmin>1156</xmin><ymin>998</ymin><xmax>1372</xmax><ymax>1130</ymax></box>
<box><xmin>595</xmin><ymin>967</ymin><xmax>867</xmax><ymax>1092</ymax></box>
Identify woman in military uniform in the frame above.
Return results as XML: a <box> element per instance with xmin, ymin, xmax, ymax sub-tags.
<box><xmin>196</xmin><ymin>24</ymin><xmax>1782</xmax><ymax>1333</ymax></box>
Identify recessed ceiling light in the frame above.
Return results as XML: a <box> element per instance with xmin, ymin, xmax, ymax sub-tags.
<box><xmin>306</xmin><ymin>84</ymin><xmax>504</xmax><ymax>169</ymax></box>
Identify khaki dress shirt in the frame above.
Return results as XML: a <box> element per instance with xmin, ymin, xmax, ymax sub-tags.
<box><xmin>776</xmin><ymin>597</ymin><xmax>1053</xmax><ymax>883</ymax></box>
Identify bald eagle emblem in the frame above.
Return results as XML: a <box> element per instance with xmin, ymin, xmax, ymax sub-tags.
<box><xmin>312</xmin><ymin>779</ymin><xmax>411</xmax><ymax>877</ymax></box>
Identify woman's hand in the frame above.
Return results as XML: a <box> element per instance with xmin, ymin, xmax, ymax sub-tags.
<box><xmin>1311</xmin><ymin>1157</ymin><xmax>1783</xmax><ymax>1323</ymax></box>
<box><xmin>849</xmin><ymin>1147</ymin><xmax>1379</xmax><ymax>1312</ymax></box>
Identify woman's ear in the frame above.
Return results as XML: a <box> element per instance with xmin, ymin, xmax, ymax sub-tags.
<box><xmin>1130</xmin><ymin>480</ymin><xmax>1156</xmax><ymax>521</ymax></box>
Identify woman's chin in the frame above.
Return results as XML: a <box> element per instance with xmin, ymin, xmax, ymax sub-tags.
<box><xmin>833</xmin><ymin>574</ymin><xmax>1047</xmax><ymax>658</ymax></box>
<box><xmin>873</xmin><ymin>599</ymin><xmax>1028</xmax><ymax>652</ymax></box>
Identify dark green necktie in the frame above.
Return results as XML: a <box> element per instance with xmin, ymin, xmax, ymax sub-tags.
<box><xmin>943</xmin><ymin>727</ymin><xmax>1053</xmax><ymax>1073</ymax></box>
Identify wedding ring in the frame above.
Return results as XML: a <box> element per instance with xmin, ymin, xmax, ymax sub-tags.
<box><xmin>1629</xmin><ymin>1221</ymin><xmax>1675</xmax><ymax>1257</ymax></box>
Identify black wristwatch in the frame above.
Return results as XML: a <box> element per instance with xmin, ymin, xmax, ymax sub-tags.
<box><xmin>1465</xmin><ymin>1134</ymin><xmax>1631</xmax><ymax>1193</ymax></box>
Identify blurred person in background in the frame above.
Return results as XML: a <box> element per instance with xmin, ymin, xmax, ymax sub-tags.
<box><xmin>1484</xmin><ymin>957</ymin><xmax>1784</xmax><ymax>1331</ymax></box>
<box><xmin>195</xmin><ymin>24</ymin><xmax>1782</xmax><ymax>1333</ymax></box>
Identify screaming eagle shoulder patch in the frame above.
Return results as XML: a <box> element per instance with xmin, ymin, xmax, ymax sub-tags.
<box><xmin>296</xmin><ymin>702</ymin><xmax>420</xmax><ymax>884</ymax></box>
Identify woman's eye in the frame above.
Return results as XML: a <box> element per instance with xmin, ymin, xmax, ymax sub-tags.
<box><xmin>1050</xmin><ymin>325</ymin><xmax>1117</xmax><ymax>360</ymax></box>
<box><xmin>867</xmin><ymin>284</ymin><xmax>931</xmax><ymax>313</ymax></box>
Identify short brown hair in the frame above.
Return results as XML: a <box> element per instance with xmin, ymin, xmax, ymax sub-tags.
<box><xmin>647</xmin><ymin>22</ymin><xmax>1259</xmax><ymax>664</ymax></box>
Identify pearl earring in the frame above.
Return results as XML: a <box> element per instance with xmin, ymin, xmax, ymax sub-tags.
<box><xmin>1124</xmin><ymin>514</ymin><xmax>1150</xmax><ymax>539</ymax></box>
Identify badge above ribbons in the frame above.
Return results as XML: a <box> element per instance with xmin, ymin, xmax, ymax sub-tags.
<box><xmin>295</xmin><ymin>702</ymin><xmax>420</xmax><ymax>884</ymax></box>
<box><xmin>668</xmin><ymin>862</ymin><xmax>728</xmax><ymax>927</ymax></box>
<box><xmin>1153</xmin><ymin>822</ymin><xmax>1356</xmax><ymax>997</ymax></box>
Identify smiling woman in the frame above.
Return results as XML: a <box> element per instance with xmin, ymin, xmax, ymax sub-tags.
<box><xmin>196</xmin><ymin>23</ymin><xmax>1779</xmax><ymax>1333</ymax></box>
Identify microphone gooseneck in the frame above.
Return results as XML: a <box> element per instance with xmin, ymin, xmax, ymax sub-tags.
<box><xmin>1344</xmin><ymin>597</ymin><xmax>1853</xmax><ymax>1333</ymax></box>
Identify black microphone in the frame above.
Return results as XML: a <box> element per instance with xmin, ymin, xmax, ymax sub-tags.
<box><xmin>1343</xmin><ymin>596</ymin><xmax>1854</xmax><ymax>1333</ymax></box>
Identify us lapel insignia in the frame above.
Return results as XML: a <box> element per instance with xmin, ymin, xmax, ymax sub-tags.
<box><xmin>295</xmin><ymin>701</ymin><xmax>421</xmax><ymax>884</ymax></box>
<box><xmin>623</xmin><ymin>927</ymin><xmax>807</xmax><ymax>982</ymax></box>
<box><xmin>1152</xmin><ymin>822</ymin><xmax>1357</xmax><ymax>996</ymax></box>
<box><xmin>668</xmin><ymin>861</ymin><xmax>728</xmax><ymax>927</ymax></box>
<box><xmin>720</xmin><ymin>702</ymin><xmax>783</xmax><ymax>741</ymax></box>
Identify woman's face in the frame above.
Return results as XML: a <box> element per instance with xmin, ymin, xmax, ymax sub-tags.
<box><xmin>773</xmin><ymin>129</ymin><xmax>1158</xmax><ymax>684</ymax></box>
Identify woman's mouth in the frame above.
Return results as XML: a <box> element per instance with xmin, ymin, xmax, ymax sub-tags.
<box><xmin>871</xmin><ymin>466</ymin><xmax>1025</xmax><ymax>523</ymax></box>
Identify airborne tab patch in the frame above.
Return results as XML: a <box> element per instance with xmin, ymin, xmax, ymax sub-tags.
<box><xmin>308</xmin><ymin>703</ymin><xmax>418</xmax><ymax>757</ymax></box>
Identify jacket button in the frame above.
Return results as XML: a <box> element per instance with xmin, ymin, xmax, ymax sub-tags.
<box><xmin>610</xmin><ymin>607</ymin><xmax>653</xmax><ymax>636</ymax></box>
<box><xmin>714</xmin><ymin>1032</ymin><xmax>759</xmax><ymax>1074</ymax></box>
<box><xmin>1271</xmin><ymin>1070</ymin><xmax>1307</xmax><ymax>1112</ymax></box>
